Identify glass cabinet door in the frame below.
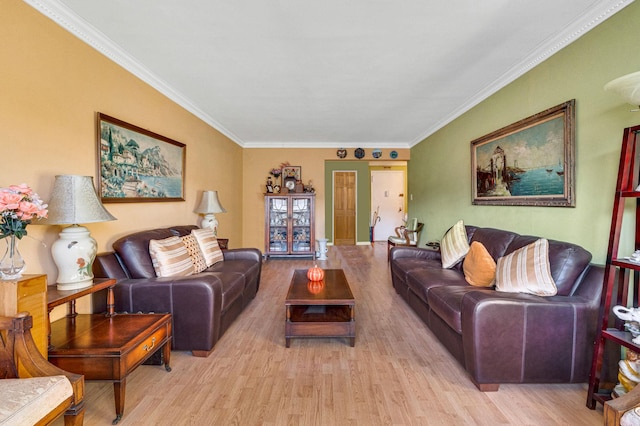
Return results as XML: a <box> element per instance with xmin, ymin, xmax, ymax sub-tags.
<box><xmin>291</xmin><ymin>197</ymin><xmax>311</xmax><ymax>253</ymax></box>
<box><xmin>268</xmin><ymin>197</ymin><xmax>288</xmax><ymax>252</ymax></box>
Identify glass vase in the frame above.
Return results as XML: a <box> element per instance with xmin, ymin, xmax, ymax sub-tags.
<box><xmin>0</xmin><ymin>235</ymin><xmax>25</xmax><ymax>279</ymax></box>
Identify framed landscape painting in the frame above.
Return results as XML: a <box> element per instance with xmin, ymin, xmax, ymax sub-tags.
<box><xmin>97</xmin><ymin>113</ymin><xmax>186</xmax><ymax>202</ymax></box>
<box><xmin>471</xmin><ymin>99</ymin><xmax>575</xmax><ymax>207</ymax></box>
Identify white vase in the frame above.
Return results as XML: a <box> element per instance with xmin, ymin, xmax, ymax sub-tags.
<box><xmin>0</xmin><ymin>235</ymin><xmax>25</xmax><ymax>279</ymax></box>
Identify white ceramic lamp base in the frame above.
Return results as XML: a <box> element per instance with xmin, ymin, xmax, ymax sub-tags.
<box><xmin>52</xmin><ymin>225</ymin><xmax>97</xmax><ymax>290</ymax></box>
<box><xmin>200</xmin><ymin>213</ymin><xmax>219</xmax><ymax>236</ymax></box>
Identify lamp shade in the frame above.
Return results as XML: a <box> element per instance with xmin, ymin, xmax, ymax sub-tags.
<box><xmin>41</xmin><ymin>175</ymin><xmax>115</xmax><ymax>290</ymax></box>
<box><xmin>43</xmin><ymin>175</ymin><xmax>116</xmax><ymax>225</ymax></box>
<box><xmin>194</xmin><ymin>190</ymin><xmax>226</xmax><ymax>214</ymax></box>
<box><xmin>604</xmin><ymin>71</ymin><xmax>640</xmax><ymax>106</ymax></box>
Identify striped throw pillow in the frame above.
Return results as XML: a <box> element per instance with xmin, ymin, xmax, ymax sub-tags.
<box><xmin>181</xmin><ymin>234</ymin><xmax>207</xmax><ymax>273</ymax></box>
<box><xmin>191</xmin><ymin>228</ymin><xmax>224</xmax><ymax>267</ymax></box>
<box><xmin>149</xmin><ymin>236</ymin><xmax>195</xmax><ymax>277</ymax></box>
<box><xmin>441</xmin><ymin>220</ymin><xmax>470</xmax><ymax>268</ymax></box>
<box><xmin>495</xmin><ymin>238</ymin><xmax>557</xmax><ymax>296</ymax></box>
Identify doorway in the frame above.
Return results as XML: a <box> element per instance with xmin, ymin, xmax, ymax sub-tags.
<box><xmin>333</xmin><ymin>171</ymin><xmax>356</xmax><ymax>245</ymax></box>
<box><xmin>370</xmin><ymin>170</ymin><xmax>406</xmax><ymax>242</ymax></box>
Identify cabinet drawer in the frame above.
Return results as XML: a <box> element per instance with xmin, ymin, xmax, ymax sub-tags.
<box><xmin>124</xmin><ymin>323</ymin><xmax>169</xmax><ymax>371</ymax></box>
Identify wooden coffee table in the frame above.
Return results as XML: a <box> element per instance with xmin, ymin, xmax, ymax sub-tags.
<box><xmin>285</xmin><ymin>269</ymin><xmax>355</xmax><ymax>347</ymax></box>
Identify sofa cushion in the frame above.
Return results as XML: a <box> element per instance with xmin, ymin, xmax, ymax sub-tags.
<box><xmin>192</xmin><ymin>228</ymin><xmax>224</xmax><ymax>267</ymax></box>
<box><xmin>495</xmin><ymin>238</ymin><xmax>557</xmax><ymax>296</ymax></box>
<box><xmin>468</xmin><ymin>227</ymin><xmax>518</xmax><ymax>261</ymax></box>
<box><xmin>428</xmin><ymin>286</ymin><xmax>486</xmax><ymax>333</ymax></box>
<box><xmin>406</xmin><ymin>267</ymin><xmax>469</xmax><ymax>304</ymax></box>
<box><xmin>181</xmin><ymin>234</ymin><xmax>207</xmax><ymax>273</ymax></box>
<box><xmin>463</xmin><ymin>241</ymin><xmax>496</xmax><ymax>287</ymax></box>
<box><xmin>441</xmin><ymin>220</ymin><xmax>470</xmax><ymax>268</ymax></box>
<box><xmin>201</xmin><ymin>271</ymin><xmax>245</xmax><ymax>311</ymax></box>
<box><xmin>149</xmin><ymin>236</ymin><xmax>195</xmax><ymax>277</ymax></box>
<box><xmin>113</xmin><ymin>228</ymin><xmax>176</xmax><ymax>279</ymax></box>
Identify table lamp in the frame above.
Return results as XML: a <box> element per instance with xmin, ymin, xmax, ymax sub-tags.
<box><xmin>43</xmin><ymin>175</ymin><xmax>116</xmax><ymax>290</ymax></box>
<box><xmin>194</xmin><ymin>190</ymin><xmax>226</xmax><ymax>236</ymax></box>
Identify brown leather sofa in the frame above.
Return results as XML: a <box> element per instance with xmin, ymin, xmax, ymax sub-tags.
<box><xmin>92</xmin><ymin>225</ymin><xmax>261</xmax><ymax>357</ymax></box>
<box><xmin>390</xmin><ymin>225</ymin><xmax>604</xmax><ymax>391</ymax></box>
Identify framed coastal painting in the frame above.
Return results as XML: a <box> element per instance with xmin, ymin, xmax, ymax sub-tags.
<box><xmin>471</xmin><ymin>99</ymin><xmax>575</xmax><ymax>207</ymax></box>
<box><xmin>97</xmin><ymin>113</ymin><xmax>186</xmax><ymax>202</ymax></box>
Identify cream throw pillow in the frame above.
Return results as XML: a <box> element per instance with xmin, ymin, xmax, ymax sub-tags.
<box><xmin>149</xmin><ymin>236</ymin><xmax>195</xmax><ymax>277</ymax></box>
<box><xmin>441</xmin><ymin>220</ymin><xmax>470</xmax><ymax>268</ymax></box>
<box><xmin>463</xmin><ymin>241</ymin><xmax>496</xmax><ymax>287</ymax></box>
<box><xmin>495</xmin><ymin>238</ymin><xmax>557</xmax><ymax>296</ymax></box>
<box><xmin>181</xmin><ymin>234</ymin><xmax>207</xmax><ymax>273</ymax></box>
<box><xmin>191</xmin><ymin>228</ymin><xmax>224</xmax><ymax>267</ymax></box>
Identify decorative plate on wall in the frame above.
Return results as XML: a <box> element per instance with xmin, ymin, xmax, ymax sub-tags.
<box><xmin>372</xmin><ymin>149</ymin><xmax>382</xmax><ymax>158</ymax></box>
<box><xmin>354</xmin><ymin>148</ymin><xmax>365</xmax><ymax>159</ymax></box>
<box><xmin>390</xmin><ymin>150</ymin><xmax>398</xmax><ymax>159</ymax></box>
<box><xmin>337</xmin><ymin>149</ymin><xmax>347</xmax><ymax>158</ymax></box>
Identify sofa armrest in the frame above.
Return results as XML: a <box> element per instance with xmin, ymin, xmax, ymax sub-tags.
<box><xmin>390</xmin><ymin>246</ymin><xmax>442</xmax><ymax>262</ymax></box>
<box><xmin>95</xmin><ymin>275</ymin><xmax>225</xmax><ymax>353</ymax></box>
<box><xmin>460</xmin><ymin>290</ymin><xmax>598</xmax><ymax>386</ymax></box>
<box><xmin>222</xmin><ymin>247</ymin><xmax>263</xmax><ymax>263</ymax></box>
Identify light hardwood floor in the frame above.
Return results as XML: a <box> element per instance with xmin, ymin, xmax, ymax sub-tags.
<box><xmin>56</xmin><ymin>244</ymin><xmax>605</xmax><ymax>425</ymax></box>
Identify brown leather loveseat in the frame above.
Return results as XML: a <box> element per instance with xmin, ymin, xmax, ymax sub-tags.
<box><xmin>390</xmin><ymin>225</ymin><xmax>604</xmax><ymax>391</ymax></box>
<box><xmin>93</xmin><ymin>225</ymin><xmax>261</xmax><ymax>357</ymax></box>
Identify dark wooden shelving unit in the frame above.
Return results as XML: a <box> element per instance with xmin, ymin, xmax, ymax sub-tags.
<box><xmin>587</xmin><ymin>124</ymin><xmax>640</xmax><ymax>409</ymax></box>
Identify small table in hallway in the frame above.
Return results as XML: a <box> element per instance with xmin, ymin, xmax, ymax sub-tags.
<box><xmin>285</xmin><ymin>268</ymin><xmax>355</xmax><ymax>347</ymax></box>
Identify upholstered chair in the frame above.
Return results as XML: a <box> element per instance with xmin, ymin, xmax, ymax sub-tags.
<box><xmin>0</xmin><ymin>312</ymin><xmax>85</xmax><ymax>425</ymax></box>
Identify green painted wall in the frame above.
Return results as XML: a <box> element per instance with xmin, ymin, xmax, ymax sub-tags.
<box><xmin>409</xmin><ymin>1</ymin><xmax>640</xmax><ymax>264</ymax></box>
<box><xmin>325</xmin><ymin>161</ymin><xmax>371</xmax><ymax>244</ymax></box>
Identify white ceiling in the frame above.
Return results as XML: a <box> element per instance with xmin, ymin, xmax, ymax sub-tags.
<box><xmin>26</xmin><ymin>0</ymin><xmax>634</xmax><ymax>148</ymax></box>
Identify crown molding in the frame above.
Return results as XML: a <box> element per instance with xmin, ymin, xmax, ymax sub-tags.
<box><xmin>23</xmin><ymin>0</ymin><xmax>247</xmax><ymax>147</ymax></box>
<box><xmin>241</xmin><ymin>141</ymin><xmax>412</xmax><ymax>149</ymax></box>
<box><xmin>408</xmin><ymin>0</ymin><xmax>636</xmax><ymax>147</ymax></box>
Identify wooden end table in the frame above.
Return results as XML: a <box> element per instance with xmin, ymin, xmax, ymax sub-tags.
<box><xmin>285</xmin><ymin>269</ymin><xmax>355</xmax><ymax>347</ymax></box>
<box><xmin>47</xmin><ymin>279</ymin><xmax>172</xmax><ymax>424</ymax></box>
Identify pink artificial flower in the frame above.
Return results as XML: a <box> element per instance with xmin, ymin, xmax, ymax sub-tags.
<box><xmin>0</xmin><ymin>191</ymin><xmax>22</xmax><ymax>210</ymax></box>
<box><xmin>8</xmin><ymin>184</ymin><xmax>32</xmax><ymax>195</ymax></box>
<box><xmin>17</xmin><ymin>201</ymin><xmax>41</xmax><ymax>220</ymax></box>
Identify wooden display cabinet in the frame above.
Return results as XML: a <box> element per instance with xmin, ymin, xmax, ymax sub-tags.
<box><xmin>264</xmin><ymin>193</ymin><xmax>315</xmax><ymax>259</ymax></box>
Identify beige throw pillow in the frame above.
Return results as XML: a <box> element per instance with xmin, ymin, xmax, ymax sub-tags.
<box><xmin>495</xmin><ymin>238</ymin><xmax>557</xmax><ymax>296</ymax></box>
<box><xmin>191</xmin><ymin>228</ymin><xmax>224</xmax><ymax>267</ymax></box>
<box><xmin>441</xmin><ymin>220</ymin><xmax>470</xmax><ymax>268</ymax></box>
<box><xmin>149</xmin><ymin>236</ymin><xmax>195</xmax><ymax>277</ymax></box>
<box><xmin>181</xmin><ymin>234</ymin><xmax>207</xmax><ymax>273</ymax></box>
<box><xmin>463</xmin><ymin>241</ymin><xmax>496</xmax><ymax>287</ymax></box>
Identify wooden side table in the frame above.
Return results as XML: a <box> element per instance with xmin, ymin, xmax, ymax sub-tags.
<box><xmin>47</xmin><ymin>279</ymin><xmax>172</xmax><ymax>424</ymax></box>
<box><xmin>217</xmin><ymin>237</ymin><xmax>229</xmax><ymax>250</ymax></box>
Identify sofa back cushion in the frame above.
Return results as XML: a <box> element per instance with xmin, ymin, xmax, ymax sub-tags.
<box><xmin>504</xmin><ymin>235</ymin><xmax>592</xmax><ymax>296</ymax></box>
<box><xmin>468</xmin><ymin>227</ymin><xmax>518</xmax><ymax>265</ymax></box>
<box><xmin>113</xmin><ymin>228</ymin><xmax>175</xmax><ymax>278</ymax></box>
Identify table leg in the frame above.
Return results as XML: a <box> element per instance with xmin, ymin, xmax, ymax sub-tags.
<box><xmin>350</xmin><ymin>305</ymin><xmax>355</xmax><ymax>347</ymax></box>
<box><xmin>112</xmin><ymin>378</ymin><xmax>126</xmax><ymax>425</ymax></box>
<box><xmin>163</xmin><ymin>341</ymin><xmax>172</xmax><ymax>372</ymax></box>
<box><xmin>285</xmin><ymin>306</ymin><xmax>291</xmax><ymax>348</ymax></box>
<box><xmin>106</xmin><ymin>287</ymin><xmax>115</xmax><ymax>317</ymax></box>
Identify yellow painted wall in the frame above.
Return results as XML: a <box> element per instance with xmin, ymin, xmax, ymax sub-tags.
<box><xmin>408</xmin><ymin>1</ymin><xmax>640</xmax><ymax>264</ymax></box>
<box><xmin>1</xmin><ymin>1</ymin><xmax>243</xmax><ymax>316</ymax></box>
